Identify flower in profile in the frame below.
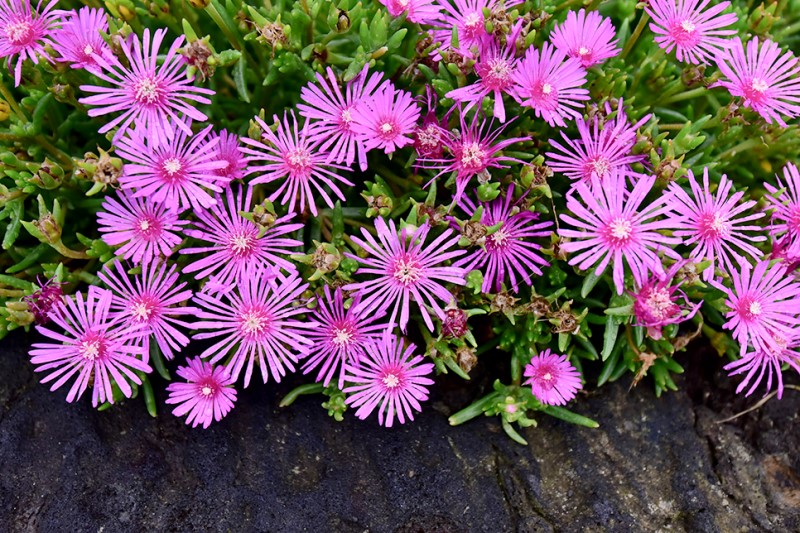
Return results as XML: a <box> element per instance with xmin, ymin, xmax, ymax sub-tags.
<box><xmin>241</xmin><ymin>111</ymin><xmax>352</xmax><ymax>216</ymax></box>
<box><xmin>351</xmin><ymin>82</ymin><xmax>421</xmax><ymax>154</ymax></box>
<box><xmin>724</xmin><ymin>344</ymin><xmax>800</xmax><ymax>399</ymax></box>
<box><xmin>711</xmin><ymin>260</ymin><xmax>800</xmax><ymax>357</ymax></box>
<box><xmin>664</xmin><ymin>167</ymin><xmax>765</xmax><ymax>282</ymax></box>
<box><xmin>193</xmin><ymin>269</ymin><xmax>316</xmax><ymax>387</ymax></box>
<box><xmin>97</xmin><ymin>189</ymin><xmax>187</xmax><ymax>265</ymax></box>
<box><xmin>430</xmin><ymin>0</ymin><xmax>523</xmax><ymax>54</ymax></box>
<box><xmin>98</xmin><ymin>258</ymin><xmax>197</xmax><ymax>361</ymax></box>
<box><xmin>378</xmin><ymin>0</ymin><xmax>440</xmax><ymax>24</ymax></box>
<box><xmin>343</xmin><ymin>332</ymin><xmax>435</xmax><ymax>428</ymax></box>
<box><xmin>302</xmin><ymin>286</ymin><xmax>387</xmax><ymax>388</ymax></box>
<box><xmin>51</xmin><ymin>6</ymin><xmax>114</xmax><ymax>73</ymax></box>
<box><xmin>632</xmin><ymin>261</ymin><xmax>702</xmax><ymax>340</ymax></box>
<box><xmin>455</xmin><ymin>183</ymin><xmax>552</xmax><ymax>293</ymax></box>
<box><xmin>413</xmin><ymin>85</ymin><xmax>447</xmax><ymax>159</ymax></box>
<box><xmin>344</xmin><ymin>218</ymin><xmax>467</xmax><ymax>332</ymax></box>
<box><xmin>297</xmin><ymin>65</ymin><xmax>387</xmax><ymax>171</ymax></box>
<box><xmin>646</xmin><ymin>0</ymin><xmax>737</xmax><ymax>65</ymax></box>
<box><xmin>166</xmin><ymin>357</ymin><xmax>238</xmax><ymax>429</ymax></box>
<box><xmin>79</xmin><ymin>28</ymin><xmax>214</xmax><ymax>147</ymax></box>
<box><xmin>765</xmin><ymin>163</ymin><xmax>800</xmax><ymax>256</ymax></box>
<box><xmin>0</xmin><ymin>0</ymin><xmax>58</xmax><ymax>86</ymax></box>
<box><xmin>29</xmin><ymin>287</ymin><xmax>150</xmax><ymax>407</ymax></box>
<box><xmin>22</xmin><ymin>275</ymin><xmax>64</xmax><ymax>325</ymax></box>
<box><xmin>713</xmin><ymin>37</ymin><xmax>800</xmax><ymax>126</ymax></box>
<box><xmin>559</xmin><ymin>173</ymin><xmax>681</xmax><ymax>294</ymax></box>
<box><xmin>523</xmin><ymin>349</ymin><xmax>582</xmax><ymax>406</ymax></box>
<box><xmin>115</xmin><ymin>122</ymin><xmax>225</xmax><ymax>212</ymax></box>
<box><xmin>181</xmin><ymin>185</ymin><xmax>303</xmax><ymax>289</ymax></box>
<box><xmin>206</xmin><ymin>129</ymin><xmax>246</xmax><ymax>186</ymax></box>
<box><xmin>510</xmin><ymin>42</ymin><xmax>589</xmax><ymax>127</ymax></box>
<box><xmin>550</xmin><ymin>8</ymin><xmax>620</xmax><ymax>68</ymax></box>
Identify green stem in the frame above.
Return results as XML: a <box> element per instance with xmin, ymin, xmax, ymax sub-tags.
<box><xmin>620</xmin><ymin>13</ymin><xmax>650</xmax><ymax>60</ymax></box>
<box><xmin>662</xmin><ymin>86</ymin><xmax>708</xmax><ymax>104</ymax></box>
<box><xmin>279</xmin><ymin>383</ymin><xmax>325</xmax><ymax>407</ymax></box>
<box><xmin>35</xmin><ymin>135</ymin><xmax>73</xmax><ymax>170</ymax></box>
<box><xmin>717</xmin><ymin>137</ymin><xmax>763</xmax><ymax>160</ymax></box>
<box><xmin>53</xmin><ymin>241</ymin><xmax>89</xmax><ymax>260</ymax></box>
<box><xmin>0</xmin><ymin>79</ymin><xmax>26</xmax><ymax>121</ymax></box>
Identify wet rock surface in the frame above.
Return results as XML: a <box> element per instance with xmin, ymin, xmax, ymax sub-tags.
<box><xmin>1</xmin><ymin>332</ymin><xmax>798</xmax><ymax>533</ymax></box>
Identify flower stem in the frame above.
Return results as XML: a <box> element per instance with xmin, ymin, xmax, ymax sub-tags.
<box><xmin>0</xmin><ymin>79</ymin><xmax>26</xmax><ymax>121</ymax></box>
<box><xmin>279</xmin><ymin>383</ymin><xmax>325</xmax><ymax>407</ymax></box>
<box><xmin>620</xmin><ymin>13</ymin><xmax>650</xmax><ymax>60</ymax></box>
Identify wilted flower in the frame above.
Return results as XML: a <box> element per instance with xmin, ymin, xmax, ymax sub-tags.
<box><xmin>632</xmin><ymin>261</ymin><xmax>702</xmax><ymax>339</ymax></box>
<box><xmin>22</xmin><ymin>275</ymin><xmax>64</xmax><ymax>325</ymax></box>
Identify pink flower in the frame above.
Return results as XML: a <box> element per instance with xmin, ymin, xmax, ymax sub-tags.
<box><xmin>206</xmin><ymin>129</ymin><xmax>246</xmax><ymax>186</ymax></box>
<box><xmin>351</xmin><ymin>82</ymin><xmax>421</xmax><ymax>154</ymax></box>
<box><xmin>52</xmin><ymin>6</ymin><xmax>114</xmax><ymax>73</ymax></box>
<box><xmin>413</xmin><ymin>86</ymin><xmax>447</xmax><ymax>159</ymax></box>
<box><xmin>343</xmin><ymin>332</ymin><xmax>435</xmax><ymax>427</ymax></box>
<box><xmin>29</xmin><ymin>287</ymin><xmax>150</xmax><ymax>407</ymax></box>
<box><xmin>559</xmin><ymin>173</ymin><xmax>681</xmax><ymax>294</ymax></box>
<box><xmin>713</xmin><ymin>37</ymin><xmax>800</xmax><ymax>126</ymax></box>
<box><xmin>523</xmin><ymin>349</ymin><xmax>582</xmax><ymax>406</ymax></box>
<box><xmin>646</xmin><ymin>0</ymin><xmax>737</xmax><ymax>65</ymax></box>
<box><xmin>97</xmin><ymin>189</ymin><xmax>187</xmax><ymax>265</ymax></box>
<box><xmin>166</xmin><ymin>357</ymin><xmax>238</xmax><ymax>429</ymax></box>
<box><xmin>98</xmin><ymin>258</ymin><xmax>197</xmax><ymax>361</ymax></box>
<box><xmin>664</xmin><ymin>167</ymin><xmax>766</xmax><ymax>282</ymax></box>
<box><xmin>510</xmin><ymin>42</ymin><xmax>589</xmax><ymax>127</ymax></box>
<box><xmin>430</xmin><ymin>0</ymin><xmax>523</xmax><ymax>54</ymax></box>
<box><xmin>344</xmin><ymin>218</ymin><xmax>467</xmax><ymax>333</ymax></box>
<box><xmin>379</xmin><ymin>0</ymin><xmax>441</xmax><ymax>24</ymax></box>
<box><xmin>765</xmin><ymin>163</ymin><xmax>800</xmax><ymax>256</ymax></box>
<box><xmin>724</xmin><ymin>344</ymin><xmax>800</xmax><ymax>399</ymax></box>
<box><xmin>550</xmin><ymin>8</ymin><xmax>620</xmax><ymax>68</ymax></box>
<box><xmin>632</xmin><ymin>261</ymin><xmax>702</xmax><ymax>340</ymax></box>
<box><xmin>79</xmin><ymin>28</ymin><xmax>214</xmax><ymax>147</ymax></box>
<box><xmin>0</xmin><ymin>0</ymin><xmax>58</xmax><ymax>86</ymax></box>
<box><xmin>22</xmin><ymin>274</ymin><xmax>63</xmax><ymax>325</ymax></box>
<box><xmin>241</xmin><ymin>111</ymin><xmax>352</xmax><ymax>216</ymax></box>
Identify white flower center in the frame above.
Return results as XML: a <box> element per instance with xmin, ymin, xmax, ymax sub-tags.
<box><xmin>542</xmin><ymin>372</ymin><xmax>552</xmax><ymax>381</ymax></box>
<box><xmin>609</xmin><ymin>218</ymin><xmax>633</xmax><ymax>240</ymax></box>
<box><xmin>542</xmin><ymin>83</ymin><xmax>553</xmax><ymax>95</ymax></box>
<box><xmin>332</xmin><ymin>326</ymin><xmax>353</xmax><ymax>346</ymax></box>
<box><xmin>751</xmin><ymin>77</ymin><xmax>769</xmax><ymax>93</ymax></box>
<box><xmin>83</xmin><ymin>44</ymin><xmax>94</xmax><ymax>56</ymax></box>
<box><xmin>381</xmin><ymin>122</ymin><xmax>394</xmax><ymax>134</ymax></box>
<box><xmin>680</xmin><ymin>20</ymin><xmax>696</xmax><ymax>33</ymax></box>
<box><xmin>163</xmin><ymin>157</ymin><xmax>182</xmax><ymax>176</ymax></box>
<box><xmin>383</xmin><ymin>373</ymin><xmax>400</xmax><ymax>388</ymax></box>
<box><xmin>749</xmin><ymin>301</ymin><xmax>762</xmax><ymax>316</ymax></box>
<box><xmin>578</xmin><ymin>46</ymin><xmax>590</xmax><ymax>56</ymax></box>
<box><xmin>134</xmin><ymin>77</ymin><xmax>161</xmax><ymax>104</ymax></box>
<box><xmin>460</xmin><ymin>142</ymin><xmax>486</xmax><ymax>170</ymax></box>
<box><xmin>6</xmin><ymin>22</ymin><xmax>33</xmax><ymax>46</ymax></box>
<box><xmin>230</xmin><ymin>234</ymin><xmax>252</xmax><ymax>255</ymax></box>
<box><xmin>201</xmin><ymin>385</ymin><xmax>213</xmax><ymax>396</ymax></box>
<box><xmin>130</xmin><ymin>301</ymin><xmax>152</xmax><ymax>321</ymax></box>
<box><xmin>240</xmin><ymin>309</ymin><xmax>268</xmax><ymax>335</ymax></box>
<box><xmin>80</xmin><ymin>339</ymin><xmax>103</xmax><ymax>361</ymax></box>
<box><xmin>341</xmin><ymin>108</ymin><xmax>352</xmax><ymax>123</ymax></box>
<box><xmin>392</xmin><ymin>255</ymin><xmax>422</xmax><ymax>286</ymax></box>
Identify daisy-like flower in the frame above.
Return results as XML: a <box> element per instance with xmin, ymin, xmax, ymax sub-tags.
<box><xmin>180</xmin><ymin>185</ymin><xmax>303</xmax><ymax>290</ymax></box>
<box><xmin>646</xmin><ymin>0</ymin><xmax>737</xmax><ymax>65</ymax></box>
<box><xmin>98</xmin><ymin>258</ymin><xmax>197</xmax><ymax>361</ymax></box>
<box><xmin>297</xmin><ymin>65</ymin><xmax>387</xmax><ymax>171</ymax></box>
<box><xmin>724</xmin><ymin>343</ymin><xmax>800</xmax><ymax>399</ymax></box>
<box><xmin>559</xmin><ymin>173</ymin><xmax>681</xmax><ymax>294</ymax></box>
<box><xmin>242</xmin><ymin>112</ymin><xmax>352</xmax><ymax>216</ymax></box>
<box><xmin>0</xmin><ymin>0</ymin><xmax>58</xmax><ymax>86</ymax></box>
<box><xmin>455</xmin><ymin>183</ymin><xmax>552</xmax><ymax>293</ymax></box>
<box><xmin>343</xmin><ymin>332</ymin><xmax>435</xmax><ymax>428</ymax></box>
<box><xmin>206</xmin><ymin>129</ymin><xmax>246</xmax><ymax>186</ymax></box>
<box><xmin>302</xmin><ymin>286</ymin><xmax>387</xmax><ymax>388</ymax></box>
<box><xmin>510</xmin><ymin>42</ymin><xmax>589</xmax><ymax>127</ymax></box>
<box><xmin>664</xmin><ymin>167</ymin><xmax>766</xmax><ymax>282</ymax></box>
<box><xmin>166</xmin><ymin>357</ymin><xmax>238</xmax><ymax>429</ymax></box>
<box><xmin>523</xmin><ymin>349</ymin><xmax>582</xmax><ymax>406</ymax></box>
<box><xmin>414</xmin><ymin>86</ymin><xmax>447</xmax><ymax>159</ymax></box>
<box><xmin>711</xmin><ymin>260</ymin><xmax>800</xmax><ymax>357</ymax></box>
<box><xmin>713</xmin><ymin>37</ymin><xmax>800</xmax><ymax>126</ymax></box>
<box><xmin>51</xmin><ymin>6</ymin><xmax>114</xmax><ymax>73</ymax></box>
<box><xmin>79</xmin><ymin>28</ymin><xmax>214</xmax><ymax>146</ymax></box>
<box><xmin>193</xmin><ymin>269</ymin><xmax>316</xmax><ymax>387</ymax></box>
<box><xmin>344</xmin><ymin>217</ymin><xmax>467</xmax><ymax>333</ymax></box>
<box><xmin>550</xmin><ymin>8</ymin><xmax>620</xmax><ymax>68</ymax></box>
<box><xmin>115</xmin><ymin>122</ymin><xmax>225</xmax><ymax>212</ymax></box>
<box><xmin>29</xmin><ymin>287</ymin><xmax>150</xmax><ymax>407</ymax></box>
<box><xmin>378</xmin><ymin>0</ymin><xmax>441</xmax><ymax>24</ymax></box>
<box><xmin>97</xmin><ymin>189</ymin><xmax>187</xmax><ymax>265</ymax></box>
<box><xmin>632</xmin><ymin>261</ymin><xmax>702</xmax><ymax>340</ymax></box>
<box><xmin>350</xmin><ymin>82</ymin><xmax>421</xmax><ymax>154</ymax></box>
<box><xmin>22</xmin><ymin>274</ymin><xmax>63</xmax><ymax>325</ymax></box>
<box><xmin>765</xmin><ymin>163</ymin><xmax>800</xmax><ymax>256</ymax></box>
<box><xmin>430</xmin><ymin>0</ymin><xmax>523</xmax><ymax>54</ymax></box>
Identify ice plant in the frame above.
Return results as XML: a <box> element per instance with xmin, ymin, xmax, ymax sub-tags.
<box><xmin>664</xmin><ymin>167</ymin><xmax>766</xmax><ymax>282</ymax></box>
<box><xmin>765</xmin><ymin>163</ymin><xmax>800</xmax><ymax>256</ymax></box>
<box><xmin>724</xmin><ymin>344</ymin><xmax>800</xmax><ymax>399</ymax></box>
<box><xmin>523</xmin><ymin>349</ymin><xmax>582</xmax><ymax>406</ymax></box>
<box><xmin>549</xmin><ymin>8</ymin><xmax>620</xmax><ymax>68</ymax></box>
<box><xmin>378</xmin><ymin>0</ymin><xmax>440</xmax><ymax>24</ymax></box>
<box><xmin>343</xmin><ymin>332</ymin><xmax>435</xmax><ymax>427</ymax></box>
<box><xmin>51</xmin><ymin>6</ymin><xmax>114</xmax><ymax>73</ymax></box>
<box><xmin>645</xmin><ymin>0</ymin><xmax>737</xmax><ymax>65</ymax></box>
<box><xmin>344</xmin><ymin>217</ymin><xmax>467</xmax><ymax>332</ymax></box>
<box><xmin>559</xmin><ymin>174</ymin><xmax>681</xmax><ymax>294</ymax></box>
<box><xmin>206</xmin><ymin>129</ymin><xmax>246</xmax><ymax>186</ymax></box>
<box><xmin>79</xmin><ymin>28</ymin><xmax>214</xmax><ymax>146</ymax></box>
<box><xmin>430</xmin><ymin>0</ymin><xmax>523</xmax><ymax>54</ymax></box>
<box><xmin>22</xmin><ymin>275</ymin><xmax>64</xmax><ymax>325</ymax></box>
<box><xmin>166</xmin><ymin>357</ymin><xmax>238</xmax><ymax>429</ymax></box>
<box><xmin>631</xmin><ymin>262</ymin><xmax>701</xmax><ymax>340</ymax></box>
<box><xmin>413</xmin><ymin>86</ymin><xmax>447</xmax><ymax>159</ymax></box>
<box><xmin>0</xmin><ymin>0</ymin><xmax>58</xmax><ymax>86</ymax></box>
<box><xmin>350</xmin><ymin>82</ymin><xmax>421</xmax><ymax>154</ymax></box>
<box><xmin>29</xmin><ymin>287</ymin><xmax>150</xmax><ymax>407</ymax></box>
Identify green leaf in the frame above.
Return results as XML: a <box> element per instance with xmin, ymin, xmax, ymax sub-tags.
<box><xmin>581</xmin><ymin>271</ymin><xmax>602</xmax><ymax>298</ymax></box>
<box><xmin>234</xmin><ymin>58</ymin><xmax>250</xmax><ymax>103</ymax></box>
<box><xmin>601</xmin><ymin>315</ymin><xmax>620</xmax><ymax>361</ymax></box>
<box><xmin>2</xmin><ymin>198</ymin><xmax>23</xmax><ymax>249</ymax></box>
<box><xmin>541</xmin><ymin>405</ymin><xmax>599</xmax><ymax>428</ymax></box>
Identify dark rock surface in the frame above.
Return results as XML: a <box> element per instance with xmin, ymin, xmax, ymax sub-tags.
<box><xmin>1</xmin><ymin>331</ymin><xmax>798</xmax><ymax>533</ymax></box>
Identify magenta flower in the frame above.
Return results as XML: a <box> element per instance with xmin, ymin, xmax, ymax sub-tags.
<box><xmin>51</xmin><ymin>6</ymin><xmax>114</xmax><ymax>73</ymax></box>
<box><xmin>180</xmin><ymin>185</ymin><xmax>303</xmax><ymax>290</ymax></box>
<box><xmin>378</xmin><ymin>0</ymin><xmax>440</xmax><ymax>24</ymax></box>
<box><xmin>765</xmin><ymin>163</ymin><xmax>800</xmax><ymax>256</ymax></box>
<box><xmin>455</xmin><ymin>183</ymin><xmax>552</xmax><ymax>293</ymax></box>
<box><xmin>413</xmin><ymin>86</ymin><xmax>447</xmax><ymax>159</ymax></box>
<box><xmin>241</xmin><ymin>112</ymin><xmax>352</xmax><ymax>216</ymax></box>
<box><xmin>0</xmin><ymin>0</ymin><xmax>58</xmax><ymax>86</ymax></box>
<box><xmin>29</xmin><ymin>287</ymin><xmax>150</xmax><ymax>407</ymax></box>
<box><xmin>523</xmin><ymin>349</ymin><xmax>582</xmax><ymax>406</ymax></box>
<box><xmin>350</xmin><ymin>82</ymin><xmax>421</xmax><ymax>154</ymax></box>
<box><xmin>510</xmin><ymin>42</ymin><xmax>589</xmax><ymax>127</ymax></box>
<box><xmin>724</xmin><ymin>344</ymin><xmax>800</xmax><ymax>400</ymax></box>
<box><xmin>713</xmin><ymin>37</ymin><xmax>800</xmax><ymax>126</ymax></box>
<box><xmin>664</xmin><ymin>168</ymin><xmax>766</xmax><ymax>282</ymax></box>
<box><xmin>430</xmin><ymin>0</ymin><xmax>523</xmax><ymax>54</ymax></box>
<box><xmin>79</xmin><ymin>28</ymin><xmax>214</xmax><ymax>146</ymax></box>
<box><xmin>550</xmin><ymin>8</ymin><xmax>620</xmax><ymax>68</ymax></box>
<box><xmin>206</xmin><ymin>129</ymin><xmax>246</xmax><ymax>186</ymax></box>
<box><xmin>711</xmin><ymin>260</ymin><xmax>800</xmax><ymax>357</ymax></box>
<box><xmin>559</xmin><ymin>174</ymin><xmax>681</xmax><ymax>294</ymax></box>
<box><xmin>297</xmin><ymin>65</ymin><xmax>387</xmax><ymax>171</ymax></box>
<box><xmin>344</xmin><ymin>217</ymin><xmax>467</xmax><ymax>333</ymax></box>
<box><xmin>632</xmin><ymin>261</ymin><xmax>702</xmax><ymax>340</ymax></box>
<box><xmin>193</xmin><ymin>269</ymin><xmax>316</xmax><ymax>387</ymax></box>
<box><xmin>343</xmin><ymin>332</ymin><xmax>435</xmax><ymax>428</ymax></box>
<box><xmin>22</xmin><ymin>275</ymin><xmax>64</xmax><ymax>325</ymax></box>
<box><xmin>646</xmin><ymin>0</ymin><xmax>737</xmax><ymax>65</ymax></box>
<box><xmin>98</xmin><ymin>258</ymin><xmax>197</xmax><ymax>361</ymax></box>
<box><xmin>302</xmin><ymin>286</ymin><xmax>388</xmax><ymax>388</ymax></box>
<box><xmin>97</xmin><ymin>189</ymin><xmax>187</xmax><ymax>265</ymax></box>
<box><xmin>166</xmin><ymin>357</ymin><xmax>238</xmax><ymax>429</ymax></box>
